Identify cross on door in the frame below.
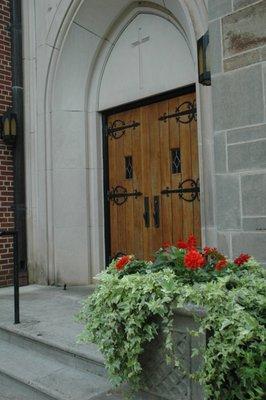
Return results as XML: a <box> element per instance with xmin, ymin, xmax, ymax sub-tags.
<box><xmin>131</xmin><ymin>28</ymin><xmax>150</xmax><ymax>89</ymax></box>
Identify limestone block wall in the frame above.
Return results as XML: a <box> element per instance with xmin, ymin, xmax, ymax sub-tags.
<box><xmin>209</xmin><ymin>0</ymin><xmax>266</xmax><ymax>263</ymax></box>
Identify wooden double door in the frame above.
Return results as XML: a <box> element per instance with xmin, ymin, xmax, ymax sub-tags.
<box><xmin>105</xmin><ymin>90</ymin><xmax>201</xmax><ymax>261</ymax></box>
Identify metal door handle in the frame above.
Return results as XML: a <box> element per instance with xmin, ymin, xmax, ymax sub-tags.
<box><xmin>153</xmin><ymin>196</ymin><xmax>160</xmax><ymax>228</ymax></box>
<box><xmin>143</xmin><ymin>197</ymin><xmax>150</xmax><ymax>228</ymax></box>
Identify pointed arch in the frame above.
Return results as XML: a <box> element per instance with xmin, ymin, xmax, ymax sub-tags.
<box><xmin>24</xmin><ymin>0</ymin><xmax>215</xmax><ymax>285</ymax></box>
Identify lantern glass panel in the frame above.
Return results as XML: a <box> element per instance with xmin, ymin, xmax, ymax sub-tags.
<box><xmin>11</xmin><ymin>118</ymin><xmax>16</xmax><ymax>136</ymax></box>
<box><xmin>4</xmin><ymin>117</ymin><xmax>10</xmax><ymax>136</ymax></box>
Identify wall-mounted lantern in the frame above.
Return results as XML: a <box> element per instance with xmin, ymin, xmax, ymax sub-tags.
<box><xmin>197</xmin><ymin>31</ymin><xmax>211</xmax><ymax>86</ymax></box>
<box><xmin>1</xmin><ymin>109</ymin><xmax>17</xmax><ymax>146</ymax></box>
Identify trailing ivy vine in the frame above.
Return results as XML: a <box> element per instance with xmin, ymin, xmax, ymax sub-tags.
<box><xmin>77</xmin><ymin>239</ymin><xmax>266</xmax><ymax>400</ymax></box>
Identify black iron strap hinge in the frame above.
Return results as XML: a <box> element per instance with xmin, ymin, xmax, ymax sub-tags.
<box><xmin>107</xmin><ymin>120</ymin><xmax>140</xmax><ymax>139</ymax></box>
<box><xmin>161</xmin><ymin>179</ymin><xmax>200</xmax><ymax>202</ymax></box>
<box><xmin>159</xmin><ymin>100</ymin><xmax>197</xmax><ymax>124</ymax></box>
<box><xmin>108</xmin><ymin>185</ymin><xmax>142</xmax><ymax>205</ymax></box>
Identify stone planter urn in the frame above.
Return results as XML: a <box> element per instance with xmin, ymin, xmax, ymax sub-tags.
<box><xmin>140</xmin><ymin>306</ymin><xmax>205</xmax><ymax>400</ymax></box>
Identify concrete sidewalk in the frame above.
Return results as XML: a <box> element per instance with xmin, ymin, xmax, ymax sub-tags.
<box><xmin>0</xmin><ymin>284</ymin><xmax>103</xmax><ymax>362</ymax></box>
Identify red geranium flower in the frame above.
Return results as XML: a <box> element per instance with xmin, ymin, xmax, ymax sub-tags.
<box><xmin>215</xmin><ymin>259</ymin><xmax>228</xmax><ymax>271</ymax></box>
<box><xmin>115</xmin><ymin>255</ymin><xmax>133</xmax><ymax>270</ymax></box>
<box><xmin>162</xmin><ymin>242</ymin><xmax>172</xmax><ymax>249</ymax></box>
<box><xmin>177</xmin><ymin>240</ymin><xmax>188</xmax><ymax>249</ymax></box>
<box><xmin>187</xmin><ymin>234</ymin><xmax>197</xmax><ymax>249</ymax></box>
<box><xmin>204</xmin><ymin>246</ymin><xmax>217</xmax><ymax>255</ymax></box>
<box><xmin>177</xmin><ymin>234</ymin><xmax>197</xmax><ymax>250</ymax></box>
<box><xmin>184</xmin><ymin>249</ymin><xmax>205</xmax><ymax>270</ymax></box>
<box><xmin>234</xmin><ymin>253</ymin><xmax>250</xmax><ymax>266</ymax></box>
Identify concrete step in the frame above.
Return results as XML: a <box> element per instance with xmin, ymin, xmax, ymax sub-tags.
<box><xmin>0</xmin><ymin>286</ymin><xmax>161</xmax><ymax>400</ymax></box>
<box><xmin>0</xmin><ymin>325</ymin><xmax>106</xmax><ymax>378</ymax></box>
<box><xmin>0</xmin><ymin>335</ymin><xmax>160</xmax><ymax>400</ymax></box>
<box><xmin>0</xmin><ymin>327</ymin><xmax>161</xmax><ymax>400</ymax></box>
<box><xmin>0</xmin><ymin>338</ymin><xmax>112</xmax><ymax>400</ymax></box>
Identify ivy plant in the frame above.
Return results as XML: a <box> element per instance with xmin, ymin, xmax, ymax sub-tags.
<box><xmin>77</xmin><ymin>238</ymin><xmax>266</xmax><ymax>400</ymax></box>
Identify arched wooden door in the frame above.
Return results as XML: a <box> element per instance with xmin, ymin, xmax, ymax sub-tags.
<box><xmin>104</xmin><ymin>88</ymin><xmax>201</xmax><ymax>261</ymax></box>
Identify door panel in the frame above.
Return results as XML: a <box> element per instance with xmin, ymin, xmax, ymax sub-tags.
<box><xmin>107</xmin><ymin>109</ymin><xmax>143</xmax><ymax>259</ymax></box>
<box><xmin>179</xmin><ymin>94</ymin><xmax>194</xmax><ymax>241</ymax></box>
<box><xmin>191</xmin><ymin>114</ymin><xmax>201</xmax><ymax>244</ymax></box>
<box><xmin>158</xmin><ymin>100</ymin><xmax>173</xmax><ymax>245</ymax></box>
<box><xmin>168</xmin><ymin>96</ymin><xmax>183</xmax><ymax>244</ymax></box>
<box><xmin>106</xmin><ymin>90</ymin><xmax>200</xmax><ymax>261</ymax></box>
<box><xmin>141</xmin><ymin>103</ymin><xmax>163</xmax><ymax>258</ymax></box>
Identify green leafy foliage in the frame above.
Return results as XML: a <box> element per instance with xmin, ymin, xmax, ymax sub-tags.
<box><xmin>77</xmin><ymin>247</ymin><xmax>266</xmax><ymax>400</ymax></box>
<box><xmin>78</xmin><ymin>270</ymin><xmax>176</xmax><ymax>388</ymax></box>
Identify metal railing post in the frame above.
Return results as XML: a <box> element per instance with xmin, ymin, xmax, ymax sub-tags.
<box><xmin>13</xmin><ymin>230</ymin><xmax>19</xmax><ymax>323</ymax></box>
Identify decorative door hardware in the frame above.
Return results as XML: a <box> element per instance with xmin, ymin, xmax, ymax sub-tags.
<box><xmin>125</xmin><ymin>156</ymin><xmax>133</xmax><ymax>179</ymax></box>
<box><xmin>153</xmin><ymin>196</ymin><xmax>160</xmax><ymax>228</ymax></box>
<box><xmin>161</xmin><ymin>179</ymin><xmax>200</xmax><ymax>202</ymax></box>
<box><xmin>158</xmin><ymin>100</ymin><xmax>197</xmax><ymax>124</ymax></box>
<box><xmin>171</xmin><ymin>148</ymin><xmax>181</xmax><ymax>174</ymax></box>
<box><xmin>108</xmin><ymin>185</ymin><xmax>142</xmax><ymax>205</ymax></box>
<box><xmin>107</xmin><ymin>119</ymin><xmax>140</xmax><ymax>139</ymax></box>
<box><xmin>105</xmin><ymin>91</ymin><xmax>201</xmax><ymax>261</ymax></box>
<box><xmin>143</xmin><ymin>197</ymin><xmax>150</xmax><ymax>228</ymax></box>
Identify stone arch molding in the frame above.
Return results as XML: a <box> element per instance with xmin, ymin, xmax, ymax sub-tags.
<box><xmin>28</xmin><ymin>0</ymin><xmax>215</xmax><ymax>285</ymax></box>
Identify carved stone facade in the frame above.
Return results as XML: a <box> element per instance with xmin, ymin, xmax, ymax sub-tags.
<box><xmin>21</xmin><ymin>0</ymin><xmax>266</xmax><ymax>286</ymax></box>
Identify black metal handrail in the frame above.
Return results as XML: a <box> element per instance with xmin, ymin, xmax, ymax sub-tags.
<box><xmin>0</xmin><ymin>229</ymin><xmax>19</xmax><ymax>324</ymax></box>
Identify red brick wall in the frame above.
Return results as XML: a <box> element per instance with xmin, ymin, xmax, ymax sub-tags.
<box><xmin>0</xmin><ymin>0</ymin><xmax>15</xmax><ymax>287</ymax></box>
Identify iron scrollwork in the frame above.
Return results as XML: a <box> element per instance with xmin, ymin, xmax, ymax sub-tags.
<box><xmin>161</xmin><ymin>178</ymin><xmax>200</xmax><ymax>202</ymax></box>
<box><xmin>107</xmin><ymin>120</ymin><xmax>140</xmax><ymax>139</ymax></box>
<box><xmin>159</xmin><ymin>100</ymin><xmax>197</xmax><ymax>124</ymax></box>
<box><xmin>108</xmin><ymin>185</ymin><xmax>142</xmax><ymax>205</ymax></box>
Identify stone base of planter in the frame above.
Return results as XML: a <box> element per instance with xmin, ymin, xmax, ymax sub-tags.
<box><xmin>140</xmin><ymin>307</ymin><xmax>205</xmax><ymax>400</ymax></box>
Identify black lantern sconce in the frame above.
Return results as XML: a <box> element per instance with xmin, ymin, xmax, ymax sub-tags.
<box><xmin>197</xmin><ymin>31</ymin><xmax>211</xmax><ymax>86</ymax></box>
<box><xmin>1</xmin><ymin>109</ymin><xmax>17</xmax><ymax>146</ymax></box>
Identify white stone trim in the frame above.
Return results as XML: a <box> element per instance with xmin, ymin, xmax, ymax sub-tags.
<box><xmin>23</xmin><ymin>0</ymin><xmax>216</xmax><ymax>284</ymax></box>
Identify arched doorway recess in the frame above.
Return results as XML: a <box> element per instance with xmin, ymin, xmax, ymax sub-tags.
<box><xmin>40</xmin><ymin>0</ymin><xmax>215</xmax><ymax>285</ymax></box>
